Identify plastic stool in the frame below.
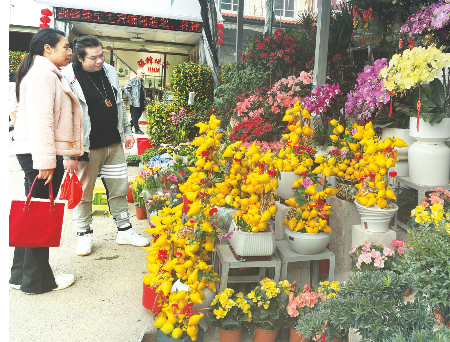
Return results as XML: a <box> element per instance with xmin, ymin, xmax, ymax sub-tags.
<box><xmin>92</xmin><ymin>178</ymin><xmax>110</xmax><ymax>216</ymax></box>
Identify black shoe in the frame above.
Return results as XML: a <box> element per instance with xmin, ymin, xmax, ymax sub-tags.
<box><xmin>135</xmin><ymin>130</ymin><xmax>145</xmax><ymax>135</ymax></box>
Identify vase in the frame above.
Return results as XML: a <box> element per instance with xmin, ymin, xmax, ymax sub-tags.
<box><xmin>142</xmin><ymin>282</ymin><xmax>162</xmax><ymax>313</ymax></box>
<box><xmin>290</xmin><ymin>327</ymin><xmax>310</xmax><ymax>342</ymax></box>
<box><xmin>354</xmin><ymin>200</ymin><xmax>398</xmax><ymax>233</ymax></box>
<box><xmin>219</xmin><ymin>327</ymin><xmax>242</xmax><ymax>342</ymax></box>
<box><xmin>254</xmin><ymin>326</ymin><xmax>278</xmax><ymax>342</ymax></box>
<box><xmin>284</xmin><ymin>228</ymin><xmax>330</xmax><ymax>255</ymax></box>
<box><xmin>229</xmin><ymin>219</ymin><xmax>275</xmax><ymax>256</ymax></box>
<box><xmin>276</xmin><ymin>172</ymin><xmax>301</xmax><ymax>200</ymax></box>
<box><xmin>135</xmin><ymin>205</ymin><xmax>147</xmax><ymax>220</ymax></box>
<box><xmin>408</xmin><ymin>118</ymin><xmax>450</xmax><ymax>186</ymax></box>
<box><xmin>381</xmin><ymin>128</ymin><xmax>415</xmax><ymax>177</ymax></box>
<box><xmin>335</xmin><ymin>176</ymin><xmax>359</xmax><ymax>202</ymax></box>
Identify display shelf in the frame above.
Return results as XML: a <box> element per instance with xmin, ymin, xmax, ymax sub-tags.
<box><xmin>395</xmin><ymin>176</ymin><xmax>450</xmax><ymax>229</ymax></box>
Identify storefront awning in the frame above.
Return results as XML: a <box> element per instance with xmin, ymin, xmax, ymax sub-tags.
<box><xmin>35</xmin><ymin>0</ymin><xmax>204</xmax><ymax>22</ymax></box>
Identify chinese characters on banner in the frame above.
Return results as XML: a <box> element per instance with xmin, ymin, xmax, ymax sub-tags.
<box><xmin>55</xmin><ymin>7</ymin><xmax>203</xmax><ymax>33</ymax></box>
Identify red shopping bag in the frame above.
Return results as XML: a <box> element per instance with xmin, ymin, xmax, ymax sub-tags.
<box><xmin>10</xmin><ymin>176</ymin><xmax>67</xmax><ymax>247</ymax></box>
<box><xmin>59</xmin><ymin>172</ymin><xmax>83</xmax><ymax>209</ymax></box>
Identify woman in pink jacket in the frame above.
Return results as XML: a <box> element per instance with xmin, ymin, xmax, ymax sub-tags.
<box><xmin>10</xmin><ymin>28</ymin><xmax>83</xmax><ymax>294</ymax></box>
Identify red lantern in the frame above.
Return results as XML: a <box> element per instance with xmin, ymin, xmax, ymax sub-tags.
<box><xmin>218</xmin><ymin>38</ymin><xmax>223</xmax><ymax>45</ymax></box>
<box><xmin>218</xmin><ymin>30</ymin><xmax>224</xmax><ymax>38</ymax></box>
<box><xmin>217</xmin><ymin>22</ymin><xmax>224</xmax><ymax>30</ymax></box>
<box><xmin>217</xmin><ymin>21</ymin><xmax>224</xmax><ymax>45</ymax></box>
<box><xmin>40</xmin><ymin>16</ymin><xmax>51</xmax><ymax>24</ymax></box>
<box><xmin>41</xmin><ymin>8</ymin><xmax>52</xmax><ymax>16</ymax></box>
<box><xmin>39</xmin><ymin>23</ymin><xmax>50</xmax><ymax>29</ymax></box>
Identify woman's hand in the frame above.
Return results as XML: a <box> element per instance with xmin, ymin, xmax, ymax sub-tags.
<box><xmin>63</xmin><ymin>159</ymin><xmax>79</xmax><ymax>173</ymax></box>
<box><xmin>38</xmin><ymin>169</ymin><xmax>54</xmax><ymax>185</ymax></box>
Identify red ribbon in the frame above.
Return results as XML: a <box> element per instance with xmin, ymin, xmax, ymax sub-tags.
<box><xmin>309</xmin><ymin>197</ymin><xmax>327</xmax><ymax>219</ymax></box>
<box><xmin>417</xmin><ymin>85</ymin><xmax>421</xmax><ymax>132</ymax></box>
<box><xmin>361</xmin><ymin>8</ymin><xmax>374</xmax><ymax>23</ymax></box>
<box><xmin>388</xmin><ymin>91</ymin><xmax>394</xmax><ymax>117</ymax></box>
<box><xmin>352</xmin><ymin>5</ymin><xmax>359</xmax><ymax>19</ymax></box>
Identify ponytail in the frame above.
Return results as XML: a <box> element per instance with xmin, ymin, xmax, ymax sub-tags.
<box><xmin>15</xmin><ymin>28</ymin><xmax>66</xmax><ymax>102</ymax></box>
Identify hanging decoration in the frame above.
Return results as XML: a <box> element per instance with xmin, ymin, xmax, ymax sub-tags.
<box><xmin>40</xmin><ymin>8</ymin><xmax>52</xmax><ymax>29</ymax></box>
<box><xmin>217</xmin><ymin>21</ymin><xmax>224</xmax><ymax>46</ymax></box>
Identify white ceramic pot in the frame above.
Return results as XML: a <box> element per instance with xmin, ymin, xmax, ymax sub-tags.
<box><xmin>408</xmin><ymin>118</ymin><xmax>450</xmax><ymax>186</ymax></box>
<box><xmin>284</xmin><ymin>228</ymin><xmax>330</xmax><ymax>255</ymax></box>
<box><xmin>276</xmin><ymin>172</ymin><xmax>301</xmax><ymax>200</ymax></box>
<box><xmin>229</xmin><ymin>220</ymin><xmax>275</xmax><ymax>256</ymax></box>
<box><xmin>354</xmin><ymin>200</ymin><xmax>398</xmax><ymax>233</ymax></box>
<box><xmin>408</xmin><ymin>141</ymin><xmax>450</xmax><ymax>186</ymax></box>
<box><xmin>381</xmin><ymin>128</ymin><xmax>414</xmax><ymax>160</ymax></box>
<box><xmin>409</xmin><ymin>117</ymin><xmax>450</xmax><ymax>143</ymax></box>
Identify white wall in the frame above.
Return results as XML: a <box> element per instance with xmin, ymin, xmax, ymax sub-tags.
<box><xmin>10</xmin><ymin>0</ymin><xmax>51</xmax><ymax>27</ymax></box>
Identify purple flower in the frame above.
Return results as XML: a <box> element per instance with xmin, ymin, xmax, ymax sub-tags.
<box><xmin>340</xmin><ymin>149</ymin><xmax>349</xmax><ymax>158</ymax></box>
<box><xmin>219</xmin><ymin>231</ymin><xmax>233</xmax><ymax>240</ymax></box>
<box><xmin>302</xmin><ymin>177</ymin><xmax>313</xmax><ymax>188</ymax></box>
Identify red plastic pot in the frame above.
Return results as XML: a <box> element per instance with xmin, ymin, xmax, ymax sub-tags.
<box><xmin>142</xmin><ymin>282</ymin><xmax>162</xmax><ymax>313</ymax></box>
<box><xmin>126</xmin><ymin>183</ymin><xmax>134</xmax><ymax>203</ymax></box>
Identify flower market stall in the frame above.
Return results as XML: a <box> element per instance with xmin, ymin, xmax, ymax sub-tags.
<box><xmin>123</xmin><ymin>1</ymin><xmax>450</xmax><ymax>340</ymax></box>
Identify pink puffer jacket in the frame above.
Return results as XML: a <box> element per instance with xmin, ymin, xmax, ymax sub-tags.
<box><xmin>14</xmin><ymin>56</ymin><xmax>83</xmax><ymax>169</ymax></box>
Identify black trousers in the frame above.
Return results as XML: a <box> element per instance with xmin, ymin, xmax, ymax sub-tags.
<box><xmin>130</xmin><ymin>105</ymin><xmax>143</xmax><ymax>131</ymax></box>
<box><xmin>10</xmin><ymin>154</ymin><xmax>65</xmax><ymax>294</ymax></box>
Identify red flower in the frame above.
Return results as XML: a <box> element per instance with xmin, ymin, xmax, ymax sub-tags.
<box><xmin>209</xmin><ymin>207</ymin><xmax>218</xmax><ymax>216</ymax></box>
<box><xmin>369</xmin><ymin>173</ymin><xmax>376</xmax><ymax>179</ymax></box>
<box><xmin>247</xmin><ymin>51</ymin><xmax>253</xmax><ymax>56</ymax></box>
<box><xmin>275</xmin><ymin>36</ymin><xmax>282</xmax><ymax>42</ymax></box>
<box><xmin>360</xmin><ymin>177</ymin><xmax>365</xmax><ymax>182</ymax></box>
<box><xmin>283</xmin><ymin>55</ymin><xmax>290</xmax><ymax>61</ymax></box>
<box><xmin>291</xmin><ymin>37</ymin><xmax>295</xmax><ymax>43</ymax></box>
<box><xmin>210</xmin><ymin>108</ymin><xmax>215</xmax><ymax>114</ymax></box>
<box><xmin>285</xmin><ymin>35</ymin><xmax>290</xmax><ymax>41</ymax></box>
<box><xmin>269</xmin><ymin>52</ymin><xmax>275</xmax><ymax>57</ymax></box>
<box><xmin>278</xmin><ymin>49</ymin><xmax>284</xmax><ymax>55</ymax></box>
<box><xmin>255</xmin><ymin>39</ymin><xmax>261</xmax><ymax>43</ymax></box>
<box><xmin>201</xmin><ymin>151</ymin><xmax>210</xmax><ymax>157</ymax></box>
<box><xmin>265</xmin><ymin>36</ymin><xmax>272</xmax><ymax>41</ymax></box>
<box><xmin>267</xmin><ymin>170</ymin><xmax>277</xmax><ymax>176</ymax></box>
<box><xmin>274</xmin><ymin>28</ymin><xmax>283</xmax><ymax>35</ymax></box>
<box><xmin>257</xmin><ymin>43</ymin><xmax>266</xmax><ymax>50</ymax></box>
<box><xmin>271</xmin><ymin>44</ymin><xmax>278</xmax><ymax>49</ymax></box>
<box><xmin>241</xmin><ymin>54</ymin><xmax>244</xmax><ymax>61</ymax></box>
<box><xmin>261</xmin><ymin>52</ymin><xmax>268</xmax><ymax>58</ymax></box>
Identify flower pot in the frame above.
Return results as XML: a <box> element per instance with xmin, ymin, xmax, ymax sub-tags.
<box><xmin>408</xmin><ymin>118</ymin><xmax>450</xmax><ymax>186</ymax></box>
<box><xmin>284</xmin><ymin>228</ymin><xmax>330</xmax><ymax>255</ymax></box>
<box><xmin>127</xmin><ymin>184</ymin><xmax>134</xmax><ymax>203</ymax></box>
<box><xmin>354</xmin><ymin>200</ymin><xmax>398</xmax><ymax>233</ymax></box>
<box><xmin>277</xmin><ymin>172</ymin><xmax>301</xmax><ymax>200</ymax></box>
<box><xmin>229</xmin><ymin>219</ymin><xmax>275</xmax><ymax>256</ymax></box>
<box><xmin>135</xmin><ymin>205</ymin><xmax>147</xmax><ymax>220</ymax></box>
<box><xmin>142</xmin><ymin>282</ymin><xmax>162</xmax><ymax>313</ymax></box>
<box><xmin>381</xmin><ymin>128</ymin><xmax>415</xmax><ymax>177</ymax></box>
<box><xmin>254</xmin><ymin>326</ymin><xmax>278</xmax><ymax>342</ymax></box>
<box><xmin>219</xmin><ymin>327</ymin><xmax>242</xmax><ymax>342</ymax></box>
<box><xmin>335</xmin><ymin>176</ymin><xmax>359</xmax><ymax>202</ymax></box>
<box><xmin>290</xmin><ymin>327</ymin><xmax>310</xmax><ymax>342</ymax></box>
<box><xmin>313</xmin><ymin>336</ymin><xmax>342</xmax><ymax>342</ymax></box>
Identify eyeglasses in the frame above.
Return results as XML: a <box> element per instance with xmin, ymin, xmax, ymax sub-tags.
<box><xmin>63</xmin><ymin>47</ymin><xmax>73</xmax><ymax>53</ymax></box>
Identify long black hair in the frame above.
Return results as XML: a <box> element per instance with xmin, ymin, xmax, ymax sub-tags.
<box><xmin>15</xmin><ymin>28</ymin><xmax>66</xmax><ymax>102</ymax></box>
<box><xmin>72</xmin><ymin>35</ymin><xmax>103</xmax><ymax>69</ymax></box>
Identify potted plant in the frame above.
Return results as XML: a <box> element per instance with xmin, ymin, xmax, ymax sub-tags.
<box><xmin>130</xmin><ymin>175</ymin><xmax>147</xmax><ymax>220</ymax></box>
<box><xmin>297</xmin><ymin>271</ymin><xmax>433</xmax><ymax>342</ymax></box>
<box><xmin>286</xmin><ymin>283</ymin><xmax>326</xmax><ymax>342</ymax></box>
<box><xmin>126</xmin><ymin>154</ymin><xmax>141</xmax><ymax>166</ymax></box>
<box><xmin>208</xmin><ymin>288</ymin><xmax>252</xmax><ymax>342</ymax></box>
<box><xmin>407</xmin><ymin>187</ymin><xmax>450</xmax><ymax>327</ymax></box>
<box><xmin>247</xmin><ymin>278</ymin><xmax>292</xmax><ymax>342</ymax></box>
<box><xmin>379</xmin><ymin>45</ymin><xmax>450</xmax><ymax>186</ymax></box>
<box><xmin>345</xmin><ymin>121</ymin><xmax>408</xmax><ymax>232</ymax></box>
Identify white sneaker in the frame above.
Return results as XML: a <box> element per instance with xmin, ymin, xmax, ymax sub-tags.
<box><xmin>52</xmin><ymin>273</ymin><xmax>75</xmax><ymax>291</ymax></box>
<box><xmin>116</xmin><ymin>228</ymin><xmax>150</xmax><ymax>246</ymax></box>
<box><xmin>76</xmin><ymin>233</ymin><xmax>93</xmax><ymax>256</ymax></box>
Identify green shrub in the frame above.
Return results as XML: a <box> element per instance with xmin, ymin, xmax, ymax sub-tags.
<box><xmin>146</xmin><ymin>102</ymin><xmax>175</xmax><ymax>144</ymax></box>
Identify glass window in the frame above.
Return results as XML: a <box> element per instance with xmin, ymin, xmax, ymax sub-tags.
<box><xmin>274</xmin><ymin>0</ymin><xmax>295</xmax><ymax>18</ymax></box>
<box><xmin>221</xmin><ymin>0</ymin><xmax>238</xmax><ymax>11</ymax></box>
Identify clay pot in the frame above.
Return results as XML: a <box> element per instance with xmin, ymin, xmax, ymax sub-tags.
<box><xmin>254</xmin><ymin>326</ymin><xmax>278</xmax><ymax>342</ymax></box>
<box><xmin>290</xmin><ymin>327</ymin><xmax>310</xmax><ymax>342</ymax></box>
<box><xmin>219</xmin><ymin>327</ymin><xmax>242</xmax><ymax>342</ymax></box>
<box><xmin>313</xmin><ymin>335</ymin><xmax>342</xmax><ymax>342</ymax></box>
<box><xmin>135</xmin><ymin>205</ymin><xmax>147</xmax><ymax>220</ymax></box>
